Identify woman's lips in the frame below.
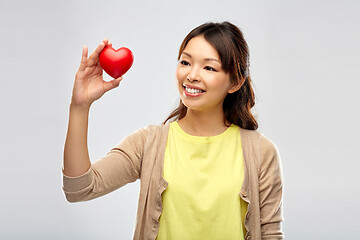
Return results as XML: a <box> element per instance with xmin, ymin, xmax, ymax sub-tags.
<box><xmin>183</xmin><ymin>84</ymin><xmax>205</xmax><ymax>92</ymax></box>
<box><xmin>183</xmin><ymin>85</ymin><xmax>206</xmax><ymax>97</ymax></box>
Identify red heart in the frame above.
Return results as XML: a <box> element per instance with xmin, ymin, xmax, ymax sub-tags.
<box><xmin>99</xmin><ymin>46</ymin><xmax>134</xmax><ymax>78</ymax></box>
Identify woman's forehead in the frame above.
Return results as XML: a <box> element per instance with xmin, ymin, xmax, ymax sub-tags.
<box><xmin>181</xmin><ymin>36</ymin><xmax>220</xmax><ymax>61</ymax></box>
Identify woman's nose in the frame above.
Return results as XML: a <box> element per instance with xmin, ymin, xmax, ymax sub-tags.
<box><xmin>187</xmin><ymin>66</ymin><xmax>200</xmax><ymax>82</ymax></box>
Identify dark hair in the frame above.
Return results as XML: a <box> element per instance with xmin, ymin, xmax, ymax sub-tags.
<box><xmin>163</xmin><ymin>21</ymin><xmax>258</xmax><ymax>130</ymax></box>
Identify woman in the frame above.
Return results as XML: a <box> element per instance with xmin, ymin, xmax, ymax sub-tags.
<box><xmin>62</xmin><ymin>21</ymin><xmax>284</xmax><ymax>240</ymax></box>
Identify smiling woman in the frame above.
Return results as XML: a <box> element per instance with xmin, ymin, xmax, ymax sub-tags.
<box><xmin>164</xmin><ymin>22</ymin><xmax>258</xmax><ymax>132</ymax></box>
<box><xmin>62</xmin><ymin>21</ymin><xmax>284</xmax><ymax>240</ymax></box>
<box><xmin>175</xmin><ymin>36</ymin><xmax>238</xmax><ymax>122</ymax></box>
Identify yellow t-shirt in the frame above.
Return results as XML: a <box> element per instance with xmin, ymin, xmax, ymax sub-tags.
<box><xmin>156</xmin><ymin>121</ymin><xmax>248</xmax><ymax>240</ymax></box>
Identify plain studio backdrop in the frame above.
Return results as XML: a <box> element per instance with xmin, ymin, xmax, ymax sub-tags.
<box><xmin>0</xmin><ymin>0</ymin><xmax>359</xmax><ymax>239</ymax></box>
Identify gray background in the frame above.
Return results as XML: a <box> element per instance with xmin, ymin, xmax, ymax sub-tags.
<box><xmin>0</xmin><ymin>0</ymin><xmax>359</xmax><ymax>239</ymax></box>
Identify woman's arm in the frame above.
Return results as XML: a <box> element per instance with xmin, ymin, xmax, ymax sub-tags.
<box><xmin>259</xmin><ymin>135</ymin><xmax>284</xmax><ymax>239</ymax></box>
<box><xmin>63</xmin><ymin>104</ymin><xmax>91</xmax><ymax>177</ymax></box>
<box><xmin>62</xmin><ymin>127</ymin><xmax>147</xmax><ymax>202</ymax></box>
<box><xmin>63</xmin><ymin>39</ymin><xmax>122</xmax><ymax>177</ymax></box>
<box><xmin>62</xmin><ymin>39</ymin><xmax>147</xmax><ymax>203</ymax></box>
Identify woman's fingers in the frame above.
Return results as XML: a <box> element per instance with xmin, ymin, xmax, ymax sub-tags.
<box><xmin>78</xmin><ymin>38</ymin><xmax>111</xmax><ymax>71</ymax></box>
<box><xmin>102</xmin><ymin>38</ymin><xmax>109</xmax><ymax>45</ymax></box>
<box><xmin>78</xmin><ymin>45</ymin><xmax>88</xmax><ymax>71</ymax></box>
<box><xmin>103</xmin><ymin>76</ymin><xmax>123</xmax><ymax>93</ymax></box>
<box><xmin>87</xmin><ymin>39</ymin><xmax>107</xmax><ymax>66</ymax></box>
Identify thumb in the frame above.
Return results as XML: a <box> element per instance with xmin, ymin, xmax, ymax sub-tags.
<box><xmin>103</xmin><ymin>76</ymin><xmax>123</xmax><ymax>92</ymax></box>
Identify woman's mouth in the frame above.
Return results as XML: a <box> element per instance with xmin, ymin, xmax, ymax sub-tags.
<box><xmin>183</xmin><ymin>84</ymin><xmax>206</xmax><ymax>97</ymax></box>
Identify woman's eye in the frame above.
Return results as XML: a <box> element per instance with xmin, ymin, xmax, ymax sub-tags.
<box><xmin>180</xmin><ymin>60</ymin><xmax>190</xmax><ymax>66</ymax></box>
<box><xmin>205</xmin><ymin>66</ymin><xmax>216</xmax><ymax>71</ymax></box>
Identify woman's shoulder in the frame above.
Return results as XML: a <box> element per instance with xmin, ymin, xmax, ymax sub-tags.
<box><xmin>114</xmin><ymin>124</ymin><xmax>170</xmax><ymax>150</ymax></box>
<box><xmin>127</xmin><ymin>123</ymin><xmax>170</xmax><ymax>141</ymax></box>
<box><xmin>143</xmin><ymin>123</ymin><xmax>170</xmax><ymax>131</ymax></box>
<box><xmin>239</xmin><ymin>128</ymin><xmax>278</xmax><ymax>149</ymax></box>
<box><xmin>239</xmin><ymin>128</ymin><xmax>280</xmax><ymax>166</ymax></box>
<box><xmin>142</xmin><ymin>123</ymin><xmax>170</xmax><ymax>136</ymax></box>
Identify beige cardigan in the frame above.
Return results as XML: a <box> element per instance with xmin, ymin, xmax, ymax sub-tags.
<box><xmin>62</xmin><ymin>124</ymin><xmax>284</xmax><ymax>240</ymax></box>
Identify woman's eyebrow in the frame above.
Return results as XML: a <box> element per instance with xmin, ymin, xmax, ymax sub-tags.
<box><xmin>182</xmin><ymin>51</ymin><xmax>221</xmax><ymax>63</ymax></box>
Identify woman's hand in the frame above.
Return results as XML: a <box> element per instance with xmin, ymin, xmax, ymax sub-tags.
<box><xmin>71</xmin><ymin>38</ymin><xmax>123</xmax><ymax>108</ymax></box>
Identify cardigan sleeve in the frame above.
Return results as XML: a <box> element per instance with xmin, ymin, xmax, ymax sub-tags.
<box><xmin>62</xmin><ymin>127</ymin><xmax>148</xmax><ymax>203</ymax></box>
<box><xmin>258</xmin><ymin>135</ymin><xmax>284</xmax><ymax>239</ymax></box>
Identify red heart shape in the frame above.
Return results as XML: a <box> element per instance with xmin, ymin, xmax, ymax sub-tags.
<box><xmin>99</xmin><ymin>46</ymin><xmax>134</xmax><ymax>78</ymax></box>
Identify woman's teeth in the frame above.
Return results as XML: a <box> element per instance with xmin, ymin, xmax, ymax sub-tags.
<box><xmin>184</xmin><ymin>87</ymin><xmax>204</xmax><ymax>94</ymax></box>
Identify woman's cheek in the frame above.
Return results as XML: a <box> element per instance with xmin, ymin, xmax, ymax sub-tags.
<box><xmin>175</xmin><ymin>67</ymin><xmax>183</xmax><ymax>82</ymax></box>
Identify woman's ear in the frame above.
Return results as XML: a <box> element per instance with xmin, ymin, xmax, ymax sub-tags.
<box><xmin>228</xmin><ymin>77</ymin><xmax>245</xmax><ymax>94</ymax></box>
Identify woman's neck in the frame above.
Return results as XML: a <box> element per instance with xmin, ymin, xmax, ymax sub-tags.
<box><xmin>177</xmin><ymin>109</ymin><xmax>231</xmax><ymax>137</ymax></box>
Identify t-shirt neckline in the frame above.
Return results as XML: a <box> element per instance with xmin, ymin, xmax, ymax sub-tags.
<box><xmin>172</xmin><ymin>121</ymin><xmax>236</xmax><ymax>143</ymax></box>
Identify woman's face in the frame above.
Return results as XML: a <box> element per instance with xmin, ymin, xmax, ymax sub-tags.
<box><xmin>176</xmin><ymin>35</ymin><xmax>237</xmax><ymax>113</ymax></box>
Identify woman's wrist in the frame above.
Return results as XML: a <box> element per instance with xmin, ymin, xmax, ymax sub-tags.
<box><xmin>70</xmin><ymin>101</ymin><xmax>91</xmax><ymax>112</ymax></box>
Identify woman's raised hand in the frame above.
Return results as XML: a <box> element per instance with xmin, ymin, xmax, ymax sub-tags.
<box><xmin>71</xmin><ymin>38</ymin><xmax>123</xmax><ymax>108</ymax></box>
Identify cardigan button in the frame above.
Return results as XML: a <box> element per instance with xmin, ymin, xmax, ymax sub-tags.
<box><xmin>246</xmin><ymin>212</ymin><xmax>250</xmax><ymax>219</ymax></box>
<box><xmin>246</xmin><ymin>236</ymin><xmax>251</xmax><ymax>240</ymax></box>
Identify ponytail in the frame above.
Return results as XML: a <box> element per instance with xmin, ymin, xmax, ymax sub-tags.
<box><xmin>223</xmin><ymin>75</ymin><xmax>257</xmax><ymax>130</ymax></box>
